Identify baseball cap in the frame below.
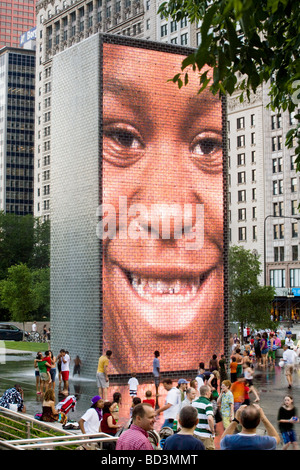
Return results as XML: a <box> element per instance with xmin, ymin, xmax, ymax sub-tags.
<box><xmin>178</xmin><ymin>378</ymin><xmax>188</xmax><ymax>384</ymax></box>
<box><xmin>91</xmin><ymin>395</ymin><xmax>102</xmax><ymax>405</ymax></box>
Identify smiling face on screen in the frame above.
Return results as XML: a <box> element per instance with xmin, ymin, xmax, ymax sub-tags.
<box><xmin>102</xmin><ymin>43</ymin><xmax>224</xmax><ymax>374</ymax></box>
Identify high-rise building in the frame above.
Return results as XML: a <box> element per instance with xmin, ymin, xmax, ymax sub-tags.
<box><xmin>0</xmin><ymin>46</ymin><xmax>35</xmax><ymax>215</ymax></box>
<box><xmin>0</xmin><ymin>0</ymin><xmax>37</xmax><ymax>49</ymax></box>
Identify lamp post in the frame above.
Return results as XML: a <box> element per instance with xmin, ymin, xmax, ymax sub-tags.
<box><xmin>263</xmin><ymin>214</ymin><xmax>300</xmax><ymax>286</ymax></box>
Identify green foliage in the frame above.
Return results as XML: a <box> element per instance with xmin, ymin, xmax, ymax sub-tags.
<box><xmin>0</xmin><ymin>213</ymin><xmax>50</xmax><ymax>321</ymax></box>
<box><xmin>158</xmin><ymin>0</ymin><xmax>300</xmax><ymax>163</ymax></box>
<box><xmin>229</xmin><ymin>246</ymin><xmax>275</xmax><ymax>330</ymax></box>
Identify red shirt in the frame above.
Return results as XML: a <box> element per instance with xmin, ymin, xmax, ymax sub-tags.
<box><xmin>116</xmin><ymin>424</ymin><xmax>153</xmax><ymax>450</ymax></box>
<box><xmin>43</xmin><ymin>356</ymin><xmax>51</xmax><ymax>372</ymax></box>
<box><xmin>101</xmin><ymin>413</ymin><xmax>117</xmax><ymax>436</ymax></box>
<box><xmin>142</xmin><ymin>399</ymin><xmax>155</xmax><ymax>408</ymax></box>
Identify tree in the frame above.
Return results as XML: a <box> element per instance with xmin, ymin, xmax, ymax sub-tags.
<box><xmin>0</xmin><ymin>263</ymin><xmax>39</xmax><ymax>333</ymax></box>
<box><xmin>158</xmin><ymin>0</ymin><xmax>300</xmax><ymax>163</ymax></box>
<box><xmin>31</xmin><ymin>267</ymin><xmax>50</xmax><ymax>319</ymax></box>
<box><xmin>229</xmin><ymin>246</ymin><xmax>275</xmax><ymax>335</ymax></box>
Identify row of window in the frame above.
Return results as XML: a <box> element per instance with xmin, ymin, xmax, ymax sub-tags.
<box><xmin>270</xmin><ymin>269</ymin><xmax>300</xmax><ymax>288</ymax></box>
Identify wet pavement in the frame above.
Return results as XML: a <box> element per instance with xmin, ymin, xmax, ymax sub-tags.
<box><xmin>1</xmin><ymin>345</ymin><xmax>300</xmax><ymax>450</ymax></box>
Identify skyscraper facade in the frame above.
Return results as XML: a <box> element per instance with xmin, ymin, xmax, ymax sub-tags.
<box><xmin>0</xmin><ymin>46</ymin><xmax>35</xmax><ymax>215</ymax></box>
<box><xmin>0</xmin><ymin>0</ymin><xmax>36</xmax><ymax>49</ymax></box>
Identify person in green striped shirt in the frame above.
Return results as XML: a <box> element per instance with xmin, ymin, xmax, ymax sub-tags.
<box><xmin>192</xmin><ymin>385</ymin><xmax>215</xmax><ymax>450</ymax></box>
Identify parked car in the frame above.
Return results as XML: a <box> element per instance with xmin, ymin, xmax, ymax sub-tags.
<box><xmin>0</xmin><ymin>324</ymin><xmax>24</xmax><ymax>341</ymax></box>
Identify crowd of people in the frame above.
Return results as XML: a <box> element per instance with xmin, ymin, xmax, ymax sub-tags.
<box><xmin>1</xmin><ymin>326</ymin><xmax>300</xmax><ymax>450</ymax></box>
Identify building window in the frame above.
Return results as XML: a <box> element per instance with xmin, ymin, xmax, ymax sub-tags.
<box><xmin>292</xmin><ymin>246</ymin><xmax>298</xmax><ymax>261</ymax></box>
<box><xmin>180</xmin><ymin>33</ymin><xmax>188</xmax><ymax>45</ymax></box>
<box><xmin>252</xmin><ymin>226</ymin><xmax>257</xmax><ymax>241</ymax></box>
<box><xmin>237</xmin><ymin>171</ymin><xmax>246</xmax><ymax>184</ymax></box>
<box><xmin>237</xmin><ymin>153</ymin><xmax>245</xmax><ymax>166</ymax></box>
<box><xmin>170</xmin><ymin>20</ymin><xmax>177</xmax><ymax>32</ymax></box>
<box><xmin>238</xmin><ymin>190</ymin><xmax>246</xmax><ymax>202</ymax></box>
<box><xmin>250</xmin><ymin>114</ymin><xmax>255</xmax><ymax>126</ymax></box>
<box><xmin>238</xmin><ymin>227</ymin><xmax>247</xmax><ymax>241</ymax></box>
<box><xmin>278</xmin><ymin>135</ymin><xmax>283</xmax><ymax>150</ymax></box>
<box><xmin>237</xmin><ymin>135</ymin><xmax>245</xmax><ymax>147</ymax></box>
<box><xmin>290</xmin><ymin>268</ymin><xmax>300</xmax><ymax>288</ymax></box>
<box><xmin>270</xmin><ymin>269</ymin><xmax>285</xmax><ymax>287</ymax></box>
<box><xmin>292</xmin><ymin>222</ymin><xmax>298</xmax><ymax>238</ymax></box>
<box><xmin>238</xmin><ymin>208</ymin><xmax>246</xmax><ymax>221</ymax></box>
<box><xmin>161</xmin><ymin>24</ymin><xmax>167</xmax><ymax>37</ymax></box>
<box><xmin>272</xmin><ymin>136</ymin><xmax>276</xmax><ymax>151</ymax></box>
<box><xmin>291</xmin><ymin>200</ymin><xmax>298</xmax><ymax>215</ymax></box>
<box><xmin>237</xmin><ymin>117</ymin><xmax>245</xmax><ymax>129</ymax></box>
<box><xmin>291</xmin><ymin>177</ymin><xmax>298</xmax><ymax>193</ymax></box>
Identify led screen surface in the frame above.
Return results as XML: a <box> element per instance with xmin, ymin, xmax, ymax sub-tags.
<box><xmin>100</xmin><ymin>39</ymin><xmax>227</xmax><ymax>376</ymax></box>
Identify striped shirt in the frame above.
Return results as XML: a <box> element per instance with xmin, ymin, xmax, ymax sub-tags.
<box><xmin>192</xmin><ymin>397</ymin><xmax>214</xmax><ymax>438</ymax></box>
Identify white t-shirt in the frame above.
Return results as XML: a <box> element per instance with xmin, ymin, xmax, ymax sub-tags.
<box><xmin>283</xmin><ymin>349</ymin><xmax>297</xmax><ymax>365</ymax></box>
<box><xmin>61</xmin><ymin>354</ymin><xmax>70</xmax><ymax>372</ymax></box>
<box><xmin>195</xmin><ymin>376</ymin><xmax>204</xmax><ymax>391</ymax></box>
<box><xmin>164</xmin><ymin>388</ymin><xmax>181</xmax><ymax>420</ymax></box>
<box><xmin>81</xmin><ymin>408</ymin><xmax>101</xmax><ymax>434</ymax></box>
<box><xmin>128</xmin><ymin>377</ymin><xmax>139</xmax><ymax>391</ymax></box>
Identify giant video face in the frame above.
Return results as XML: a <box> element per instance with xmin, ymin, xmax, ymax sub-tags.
<box><xmin>100</xmin><ymin>39</ymin><xmax>226</xmax><ymax>375</ymax></box>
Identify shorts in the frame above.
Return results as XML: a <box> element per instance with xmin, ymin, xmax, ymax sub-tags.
<box><xmin>285</xmin><ymin>365</ymin><xmax>294</xmax><ymax>376</ymax></box>
<box><xmin>61</xmin><ymin>371</ymin><xmax>69</xmax><ymax>381</ymax></box>
<box><xmin>153</xmin><ymin>375</ymin><xmax>160</xmax><ymax>388</ymax></box>
<box><xmin>261</xmin><ymin>349</ymin><xmax>268</xmax><ymax>355</ymax></box>
<box><xmin>268</xmin><ymin>350</ymin><xmax>276</xmax><ymax>359</ymax></box>
<box><xmin>35</xmin><ymin>370</ymin><xmax>40</xmax><ymax>377</ymax></box>
<box><xmin>255</xmin><ymin>349</ymin><xmax>261</xmax><ymax>358</ymax></box>
<box><xmin>129</xmin><ymin>390</ymin><xmax>137</xmax><ymax>397</ymax></box>
<box><xmin>50</xmin><ymin>368</ymin><xmax>56</xmax><ymax>382</ymax></box>
<box><xmin>222</xmin><ymin>416</ymin><xmax>231</xmax><ymax>429</ymax></box>
<box><xmin>96</xmin><ymin>372</ymin><xmax>109</xmax><ymax>388</ymax></box>
<box><xmin>195</xmin><ymin>435</ymin><xmax>215</xmax><ymax>450</ymax></box>
<box><xmin>40</xmin><ymin>372</ymin><xmax>49</xmax><ymax>382</ymax></box>
<box><xmin>282</xmin><ymin>430</ymin><xmax>297</xmax><ymax>444</ymax></box>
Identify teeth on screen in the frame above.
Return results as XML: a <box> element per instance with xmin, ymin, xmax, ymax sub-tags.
<box><xmin>129</xmin><ymin>274</ymin><xmax>201</xmax><ymax>299</ymax></box>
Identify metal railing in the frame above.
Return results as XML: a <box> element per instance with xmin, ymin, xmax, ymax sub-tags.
<box><xmin>0</xmin><ymin>406</ymin><xmax>117</xmax><ymax>450</ymax></box>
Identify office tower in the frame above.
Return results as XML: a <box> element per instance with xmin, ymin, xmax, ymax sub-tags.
<box><xmin>0</xmin><ymin>0</ymin><xmax>36</xmax><ymax>49</ymax></box>
<box><xmin>0</xmin><ymin>46</ymin><xmax>35</xmax><ymax>214</ymax></box>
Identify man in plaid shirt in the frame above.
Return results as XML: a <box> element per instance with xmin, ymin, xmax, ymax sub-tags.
<box><xmin>116</xmin><ymin>403</ymin><xmax>155</xmax><ymax>450</ymax></box>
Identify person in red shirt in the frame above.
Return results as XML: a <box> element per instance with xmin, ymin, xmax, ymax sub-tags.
<box><xmin>116</xmin><ymin>403</ymin><xmax>155</xmax><ymax>450</ymax></box>
<box><xmin>101</xmin><ymin>401</ymin><xmax>120</xmax><ymax>436</ymax></box>
<box><xmin>142</xmin><ymin>390</ymin><xmax>155</xmax><ymax>409</ymax></box>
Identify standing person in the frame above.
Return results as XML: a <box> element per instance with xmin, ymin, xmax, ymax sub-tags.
<box><xmin>163</xmin><ymin>406</ymin><xmax>205</xmax><ymax>450</ymax></box>
<box><xmin>34</xmin><ymin>352</ymin><xmax>42</xmax><ymax>395</ymax></box>
<box><xmin>209</xmin><ymin>354</ymin><xmax>219</xmax><ymax>372</ymax></box>
<box><xmin>116</xmin><ymin>403</ymin><xmax>155</xmax><ymax>450</ymax></box>
<box><xmin>36</xmin><ymin>352</ymin><xmax>52</xmax><ymax>393</ymax></box>
<box><xmin>152</xmin><ymin>351</ymin><xmax>160</xmax><ymax>403</ymax></box>
<box><xmin>128</xmin><ymin>373</ymin><xmax>139</xmax><ymax>397</ymax></box>
<box><xmin>231</xmin><ymin>377</ymin><xmax>247</xmax><ymax>412</ymax></box>
<box><xmin>31</xmin><ymin>321</ymin><xmax>37</xmax><ymax>333</ymax></box>
<box><xmin>181</xmin><ymin>388</ymin><xmax>197</xmax><ymax>408</ymax></box>
<box><xmin>112</xmin><ymin>391</ymin><xmax>122</xmax><ymax>423</ymax></box>
<box><xmin>61</xmin><ymin>349</ymin><xmax>70</xmax><ymax>395</ymax></box>
<box><xmin>254</xmin><ymin>333</ymin><xmax>262</xmax><ymax>366</ymax></box>
<box><xmin>219</xmin><ymin>354</ymin><xmax>228</xmax><ymax>383</ymax></box>
<box><xmin>57</xmin><ymin>350</ymin><xmax>63</xmax><ymax>385</ymax></box>
<box><xmin>217</xmin><ymin>380</ymin><xmax>234</xmax><ymax>429</ymax></box>
<box><xmin>143</xmin><ymin>390</ymin><xmax>155</xmax><ymax>409</ymax></box>
<box><xmin>96</xmin><ymin>350</ymin><xmax>112</xmax><ymax>400</ymax></box>
<box><xmin>49</xmin><ymin>350</ymin><xmax>57</xmax><ymax>391</ymax></box>
<box><xmin>282</xmin><ymin>345</ymin><xmax>297</xmax><ymax>389</ymax></box>
<box><xmin>260</xmin><ymin>332</ymin><xmax>269</xmax><ymax>367</ymax></box>
<box><xmin>177</xmin><ymin>378</ymin><xmax>189</xmax><ymax>401</ymax></box>
<box><xmin>268</xmin><ymin>332</ymin><xmax>276</xmax><ymax>366</ymax></box>
<box><xmin>73</xmin><ymin>355</ymin><xmax>82</xmax><ymax>377</ymax></box>
<box><xmin>155</xmin><ymin>379</ymin><xmax>181</xmax><ymax>429</ymax></box>
<box><xmin>230</xmin><ymin>356</ymin><xmax>238</xmax><ymax>383</ymax></box>
<box><xmin>220</xmin><ymin>404</ymin><xmax>280</xmax><ymax>450</ymax></box>
<box><xmin>277</xmin><ymin>395</ymin><xmax>299</xmax><ymax>450</ymax></box>
<box><xmin>244</xmin><ymin>362</ymin><xmax>260</xmax><ymax>402</ymax></box>
<box><xmin>192</xmin><ymin>385</ymin><xmax>215</xmax><ymax>450</ymax></box>
<box><xmin>79</xmin><ymin>395</ymin><xmax>104</xmax><ymax>435</ymax></box>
